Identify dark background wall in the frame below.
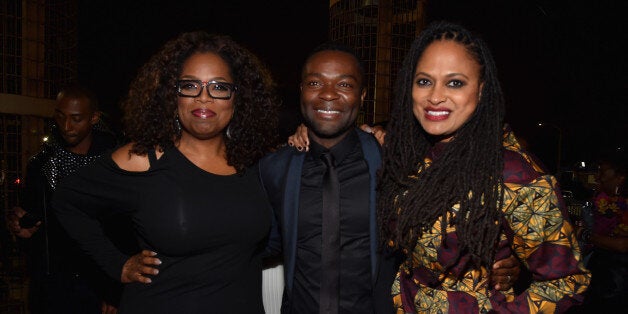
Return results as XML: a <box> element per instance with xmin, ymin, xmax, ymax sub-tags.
<box><xmin>77</xmin><ymin>0</ymin><xmax>626</xmax><ymax>171</ymax></box>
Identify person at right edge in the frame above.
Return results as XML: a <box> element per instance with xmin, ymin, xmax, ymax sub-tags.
<box><xmin>574</xmin><ymin>154</ymin><xmax>627</xmax><ymax>312</ymax></box>
<box><xmin>377</xmin><ymin>21</ymin><xmax>590</xmax><ymax>312</ymax></box>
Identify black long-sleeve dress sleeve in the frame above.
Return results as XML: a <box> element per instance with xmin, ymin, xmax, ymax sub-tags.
<box><xmin>52</xmin><ymin>156</ymin><xmax>134</xmax><ymax>280</ymax></box>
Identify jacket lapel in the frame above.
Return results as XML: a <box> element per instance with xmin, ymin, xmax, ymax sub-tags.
<box><xmin>283</xmin><ymin>152</ymin><xmax>305</xmax><ymax>292</ymax></box>
<box><xmin>357</xmin><ymin>131</ymin><xmax>382</xmax><ymax>286</ymax></box>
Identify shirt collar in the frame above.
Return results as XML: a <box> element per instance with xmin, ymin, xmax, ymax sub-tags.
<box><xmin>309</xmin><ymin>128</ymin><xmax>359</xmax><ymax>166</ymax></box>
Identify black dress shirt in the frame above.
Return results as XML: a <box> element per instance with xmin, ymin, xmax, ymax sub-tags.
<box><xmin>292</xmin><ymin>130</ymin><xmax>373</xmax><ymax>314</ymax></box>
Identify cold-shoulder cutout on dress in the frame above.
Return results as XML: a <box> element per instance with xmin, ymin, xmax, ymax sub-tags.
<box><xmin>110</xmin><ymin>143</ymin><xmax>164</xmax><ymax>172</ymax></box>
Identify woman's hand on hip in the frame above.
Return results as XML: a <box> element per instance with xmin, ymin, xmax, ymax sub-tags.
<box><xmin>121</xmin><ymin>250</ymin><xmax>161</xmax><ymax>284</ymax></box>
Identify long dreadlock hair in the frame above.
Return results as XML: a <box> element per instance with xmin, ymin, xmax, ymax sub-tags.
<box><xmin>378</xmin><ymin>21</ymin><xmax>506</xmax><ymax>270</ymax></box>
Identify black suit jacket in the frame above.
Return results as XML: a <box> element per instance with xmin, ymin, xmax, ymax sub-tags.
<box><xmin>259</xmin><ymin>128</ymin><xmax>397</xmax><ymax>313</ymax></box>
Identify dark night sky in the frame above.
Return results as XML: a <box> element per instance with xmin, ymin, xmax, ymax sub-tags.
<box><xmin>77</xmin><ymin>0</ymin><xmax>626</xmax><ymax>171</ymax></box>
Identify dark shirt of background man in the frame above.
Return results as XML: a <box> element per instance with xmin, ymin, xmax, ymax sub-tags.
<box><xmin>19</xmin><ymin>127</ymin><xmax>128</xmax><ymax>313</ymax></box>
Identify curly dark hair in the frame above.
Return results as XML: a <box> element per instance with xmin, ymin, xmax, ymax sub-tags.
<box><xmin>378</xmin><ymin>21</ymin><xmax>505</xmax><ymax>270</ymax></box>
<box><xmin>121</xmin><ymin>31</ymin><xmax>280</xmax><ymax>171</ymax></box>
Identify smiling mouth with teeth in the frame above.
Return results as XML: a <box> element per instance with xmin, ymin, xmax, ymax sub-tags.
<box><xmin>427</xmin><ymin>110</ymin><xmax>449</xmax><ymax>116</ymax></box>
<box><xmin>317</xmin><ymin>109</ymin><xmax>340</xmax><ymax>114</ymax></box>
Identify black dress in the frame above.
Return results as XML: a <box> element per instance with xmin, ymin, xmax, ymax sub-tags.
<box><xmin>52</xmin><ymin>146</ymin><xmax>270</xmax><ymax>313</ymax></box>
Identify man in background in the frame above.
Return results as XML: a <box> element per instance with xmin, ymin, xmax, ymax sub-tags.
<box><xmin>6</xmin><ymin>84</ymin><xmax>123</xmax><ymax>314</ymax></box>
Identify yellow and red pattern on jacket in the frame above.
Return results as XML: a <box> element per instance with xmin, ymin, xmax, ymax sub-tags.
<box><xmin>592</xmin><ymin>192</ymin><xmax>628</xmax><ymax>236</ymax></box>
<box><xmin>391</xmin><ymin>131</ymin><xmax>591</xmax><ymax>313</ymax></box>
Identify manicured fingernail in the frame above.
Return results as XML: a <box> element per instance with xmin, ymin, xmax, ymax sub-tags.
<box><xmin>297</xmin><ymin>146</ymin><xmax>303</xmax><ymax>151</ymax></box>
<box><xmin>156</xmin><ymin>259</ymin><xmax>162</xmax><ymax>265</ymax></box>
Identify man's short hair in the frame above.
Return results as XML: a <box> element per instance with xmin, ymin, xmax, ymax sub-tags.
<box><xmin>303</xmin><ymin>41</ymin><xmax>366</xmax><ymax>88</ymax></box>
<box><xmin>56</xmin><ymin>84</ymin><xmax>99</xmax><ymax>111</ymax></box>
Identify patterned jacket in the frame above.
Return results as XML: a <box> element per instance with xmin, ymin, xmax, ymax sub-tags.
<box><xmin>392</xmin><ymin>131</ymin><xmax>591</xmax><ymax>313</ymax></box>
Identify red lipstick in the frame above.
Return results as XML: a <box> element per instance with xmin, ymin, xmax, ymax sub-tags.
<box><xmin>191</xmin><ymin>108</ymin><xmax>215</xmax><ymax>119</ymax></box>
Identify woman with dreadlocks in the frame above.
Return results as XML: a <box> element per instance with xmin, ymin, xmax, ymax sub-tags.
<box><xmin>378</xmin><ymin>21</ymin><xmax>590</xmax><ymax>313</ymax></box>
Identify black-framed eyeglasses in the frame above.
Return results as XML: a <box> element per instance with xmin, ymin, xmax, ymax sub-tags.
<box><xmin>176</xmin><ymin>80</ymin><xmax>237</xmax><ymax>100</ymax></box>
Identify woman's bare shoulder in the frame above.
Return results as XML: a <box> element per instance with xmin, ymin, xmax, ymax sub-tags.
<box><xmin>111</xmin><ymin>143</ymin><xmax>150</xmax><ymax>172</ymax></box>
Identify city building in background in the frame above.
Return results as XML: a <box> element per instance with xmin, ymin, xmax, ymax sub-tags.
<box><xmin>1</xmin><ymin>0</ymin><xmax>77</xmax><ymax>311</ymax></box>
<box><xmin>329</xmin><ymin>0</ymin><xmax>425</xmax><ymax>125</ymax></box>
<box><xmin>1</xmin><ymin>0</ymin><xmax>77</xmax><ymax>214</ymax></box>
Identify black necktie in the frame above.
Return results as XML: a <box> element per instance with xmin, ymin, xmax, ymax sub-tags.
<box><xmin>320</xmin><ymin>152</ymin><xmax>340</xmax><ymax>314</ymax></box>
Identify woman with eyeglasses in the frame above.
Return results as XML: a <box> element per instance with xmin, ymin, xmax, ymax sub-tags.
<box><xmin>52</xmin><ymin>31</ymin><xmax>279</xmax><ymax>313</ymax></box>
